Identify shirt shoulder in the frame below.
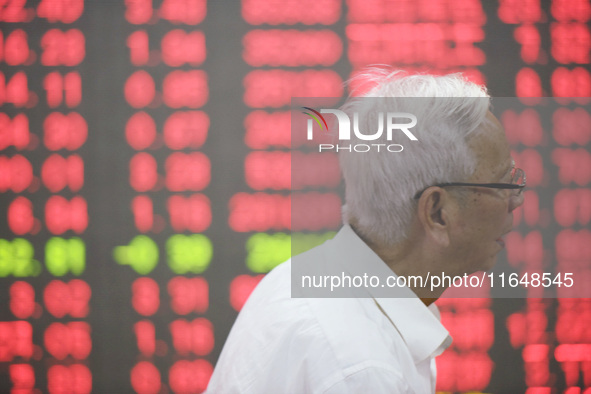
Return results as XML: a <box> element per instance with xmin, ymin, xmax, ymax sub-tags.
<box><xmin>208</xmin><ymin>259</ymin><xmax>417</xmax><ymax>393</ymax></box>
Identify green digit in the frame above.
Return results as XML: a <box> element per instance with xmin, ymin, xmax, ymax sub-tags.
<box><xmin>0</xmin><ymin>239</ymin><xmax>12</xmax><ymax>277</ymax></box>
<box><xmin>246</xmin><ymin>233</ymin><xmax>290</xmax><ymax>273</ymax></box>
<box><xmin>12</xmin><ymin>239</ymin><xmax>38</xmax><ymax>277</ymax></box>
<box><xmin>167</xmin><ymin>234</ymin><xmax>188</xmax><ymax>274</ymax></box>
<box><xmin>167</xmin><ymin>234</ymin><xmax>212</xmax><ymax>274</ymax></box>
<box><xmin>114</xmin><ymin>235</ymin><xmax>159</xmax><ymax>275</ymax></box>
<box><xmin>270</xmin><ymin>233</ymin><xmax>290</xmax><ymax>270</ymax></box>
<box><xmin>68</xmin><ymin>238</ymin><xmax>86</xmax><ymax>275</ymax></box>
<box><xmin>131</xmin><ymin>236</ymin><xmax>159</xmax><ymax>275</ymax></box>
<box><xmin>246</xmin><ymin>233</ymin><xmax>269</xmax><ymax>273</ymax></box>
<box><xmin>46</xmin><ymin>237</ymin><xmax>68</xmax><ymax>276</ymax></box>
<box><xmin>189</xmin><ymin>234</ymin><xmax>212</xmax><ymax>274</ymax></box>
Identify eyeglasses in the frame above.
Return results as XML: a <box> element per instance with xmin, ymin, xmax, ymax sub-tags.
<box><xmin>413</xmin><ymin>167</ymin><xmax>526</xmax><ymax>199</ymax></box>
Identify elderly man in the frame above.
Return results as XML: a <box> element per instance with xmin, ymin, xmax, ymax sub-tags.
<box><xmin>207</xmin><ymin>71</ymin><xmax>525</xmax><ymax>393</ymax></box>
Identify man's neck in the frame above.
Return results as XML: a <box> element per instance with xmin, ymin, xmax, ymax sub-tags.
<box><xmin>349</xmin><ymin>223</ymin><xmax>447</xmax><ymax>305</ymax></box>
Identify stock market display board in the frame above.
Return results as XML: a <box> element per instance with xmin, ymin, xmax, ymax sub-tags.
<box><xmin>1</xmin><ymin>0</ymin><xmax>590</xmax><ymax>393</ymax></box>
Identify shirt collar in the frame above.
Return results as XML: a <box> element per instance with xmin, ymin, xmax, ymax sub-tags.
<box><xmin>328</xmin><ymin>225</ymin><xmax>452</xmax><ymax>364</ymax></box>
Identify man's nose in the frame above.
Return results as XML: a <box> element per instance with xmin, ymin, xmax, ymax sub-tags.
<box><xmin>509</xmin><ymin>191</ymin><xmax>525</xmax><ymax>212</ymax></box>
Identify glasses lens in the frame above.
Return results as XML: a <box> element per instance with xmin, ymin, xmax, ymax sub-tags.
<box><xmin>511</xmin><ymin>168</ymin><xmax>526</xmax><ymax>195</ymax></box>
<box><xmin>512</xmin><ymin>168</ymin><xmax>525</xmax><ymax>185</ymax></box>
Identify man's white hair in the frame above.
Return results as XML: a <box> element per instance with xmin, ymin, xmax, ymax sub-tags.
<box><xmin>339</xmin><ymin>69</ymin><xmax>491</xmax><ymax>245</ymax></box>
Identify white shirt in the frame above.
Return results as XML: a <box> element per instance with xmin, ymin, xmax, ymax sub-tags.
<box><xmin>207</xmin><ymin>225</ymin><xmax>452</xmax><ymax>393</ymax></box>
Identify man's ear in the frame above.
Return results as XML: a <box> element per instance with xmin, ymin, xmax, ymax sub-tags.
<box><xmin>416</xmin><ymin>188</ymin><xmax>451</xmax><ymax>247</ymax></box>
